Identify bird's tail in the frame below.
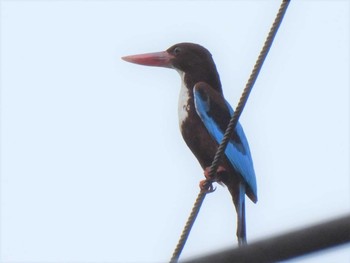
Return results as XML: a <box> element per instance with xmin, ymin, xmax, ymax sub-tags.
<box><xmin>228</xmin><ymin>182</ymin><xmax>247</xmax><ymax>246</ymax></box>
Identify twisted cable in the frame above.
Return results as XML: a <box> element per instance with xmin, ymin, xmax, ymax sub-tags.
<box><xmin>170</xmin><ymin>1</ymin><xmax>290</xmax><ymax>262</ymax></box>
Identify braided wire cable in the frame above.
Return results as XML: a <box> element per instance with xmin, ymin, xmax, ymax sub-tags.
<box><xmin>208</xmin><ymin>0</ymin><xmax>290</xmax><ymax>180</ymax></box>
<box><xmin>170</xmin><ymin>1</ymin><xmax>290</xmax><ymax>262</ymax></box>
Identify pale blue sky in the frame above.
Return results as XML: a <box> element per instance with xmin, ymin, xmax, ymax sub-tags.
<box><xmin>1</xmin><ymin>1</ymin><xmax>349</xmax><ymax>262</ymax></box>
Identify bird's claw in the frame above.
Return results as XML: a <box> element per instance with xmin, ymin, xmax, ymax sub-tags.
<box><xmin>199</xmin><ymin>179</ymin><xmax>217</xmax><ymax>193</ymax></box>
<box><xmin>203</xmin><ymin>166</ymin><xmax>226</xmax><ymax>181</ymax></box>
<box><xmin>199</xmin><ymin>166</ymin><xmax>227</xmax><ymax>193</ymax></box>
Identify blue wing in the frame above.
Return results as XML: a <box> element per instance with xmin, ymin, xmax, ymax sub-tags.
<box><xmin>193</xmin><ymin>83</ymin><xmax>257</xmax><ymax>199</ymax></box>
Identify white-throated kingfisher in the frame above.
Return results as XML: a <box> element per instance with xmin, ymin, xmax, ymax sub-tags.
<box><xmin>122</xmin><ymin>43</ymin><xmax>257</xmax><ymax>245</ymax></box>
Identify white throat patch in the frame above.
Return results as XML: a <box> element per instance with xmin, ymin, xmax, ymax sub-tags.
<box><xmin>177</xmin><ymin>71</ymin><xmax>190</xmax><ymax>128</ymax></box>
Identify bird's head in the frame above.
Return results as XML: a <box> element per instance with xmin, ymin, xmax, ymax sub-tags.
<box><xmin>122</xmin><ymin>43</ymin><xmax>211</xmax><ymax>71</ymax></box>
<box><xmin>122</xmin><ymin>43</ymin><xmax>222</xmax><ymax>92</ymax></box>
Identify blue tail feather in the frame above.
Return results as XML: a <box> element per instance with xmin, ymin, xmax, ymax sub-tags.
<box><xmin>237</xmin><ymin>182</ymin><xmax>247</xmax><ymax>246</ymax></box>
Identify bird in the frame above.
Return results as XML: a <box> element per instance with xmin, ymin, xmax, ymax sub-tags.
<box><xmin>122</xmin><ymin>43</ymin><xmax>257</xmax><ymax>245</ymax></box>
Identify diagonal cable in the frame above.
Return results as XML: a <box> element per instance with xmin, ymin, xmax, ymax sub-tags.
<box><xmin>170</xmin><ymin>1</ymin><xmax>290</xmax><ymax>262</ymax></box>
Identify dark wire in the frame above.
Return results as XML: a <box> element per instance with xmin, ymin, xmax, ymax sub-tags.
<box><xmin>170</xmin><ymin>1</ymin><xmax>291</xmax><ymax>262</ymax></box>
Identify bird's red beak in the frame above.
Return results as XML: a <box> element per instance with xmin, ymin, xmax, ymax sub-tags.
<box><xmin>122</xmin><ymin>51</ymin><xmax>174</xmax><ymax>68</ymax></box>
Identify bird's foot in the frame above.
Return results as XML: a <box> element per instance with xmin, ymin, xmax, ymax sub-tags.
<box><xmin>203</xmin><ymin>165</ymin><xmax>226</xmax><ymax>181</ymax></box>
<box><xmin>199</xmin><ymin>180</ymin><xmax>216</xmax><ymax>193</ymax></box>
<box><xmin>199</xmin><ymin>166</ymin><xmax>227</xmax><ymax>193</ymax></box>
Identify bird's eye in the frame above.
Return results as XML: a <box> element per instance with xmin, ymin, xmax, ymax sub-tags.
<box><xmin>174</xmin><ymin>47</ymin><xmax>181</xmax><ymax>55</ymax></box>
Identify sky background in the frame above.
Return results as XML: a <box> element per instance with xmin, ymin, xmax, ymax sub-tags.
<box><xmin>1</xmin><ymin>1</ymin><xmax>349</xmax><ymax>262</ymax></box>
